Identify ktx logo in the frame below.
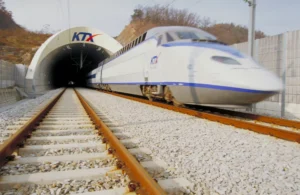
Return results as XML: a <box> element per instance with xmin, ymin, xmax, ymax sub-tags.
<box><xmin>72</xmin><ymin>32</ymin><xmax>101</xmax><ymax>42</ymax></box>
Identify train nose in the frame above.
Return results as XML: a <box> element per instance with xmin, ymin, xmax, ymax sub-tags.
<box><xmin>226</xmin><ymin>68</ymin><xmax>283</xmax><ymax>92</ymax></box>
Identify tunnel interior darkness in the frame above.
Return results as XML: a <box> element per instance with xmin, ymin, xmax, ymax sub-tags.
<box><xmin>48</xmin><ymin>43</ymin><xmax>110</xmax><ymax>88</ymax></box>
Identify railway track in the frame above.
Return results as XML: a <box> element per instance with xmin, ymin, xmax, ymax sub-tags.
<box><xmin>0</xmin><ymin>88</ymin><xmax>191</xmax><ymax>194</ymax></box>
<box><xmin>192</xmin><ymin>106</ymin><xmax>300</xmax><ymax>129</ymax></box>
<box><xmin>98</xmin><ymin>89</ymin><xmax>300</xmax><ymax>143</ymax></box>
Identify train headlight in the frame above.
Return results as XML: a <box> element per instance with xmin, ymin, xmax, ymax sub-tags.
<box><xmin>211</xmin><ymin>56</ymin><xmax>241</xmax><ymax>65</ymax></box>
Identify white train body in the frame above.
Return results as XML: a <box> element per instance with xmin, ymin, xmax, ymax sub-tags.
<box><xmin>87</xmin><ymin>26</ymin><xmax>282</xmax><ymax>108</ymax></box>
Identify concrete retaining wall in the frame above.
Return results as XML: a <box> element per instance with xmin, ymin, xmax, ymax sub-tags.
<box><xmin>0</xmin><ymin>60</ymin><xmax>28</xmax><ymax>108</ymax></box>
<box><xmin>232</xmin><ymin>30</ymin><xmax>300</xmax><ymax>119</ymax></box>
<box><xmin>0</xmin><ymin>61</ymin><xmax>28</xmax><ymax>89</ymax></box>
<box><xmin>0</xmin><ymin>60</ymin><xmax>15</xmax><ymax>88</ymax></box>
<box><xmin>15</xmin><ymin>64</ymin><xmax>28</xmax><ymax>88</ymax></box>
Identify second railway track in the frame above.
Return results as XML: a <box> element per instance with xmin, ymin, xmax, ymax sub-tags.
<box><xmin>0</xmin><ymin>88</ymin><xmax>191</xmax><ymax>195</ymax></box>
<box><xmin>98</xmin><ymin>89</ymin><xmax>300</xmax><ymax>143</ymax></box>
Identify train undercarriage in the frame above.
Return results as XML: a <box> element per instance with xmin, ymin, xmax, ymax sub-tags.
<box><xmin>96</xmin><ymin>84</ymin><xmax>183</xmax><ymax>106</ymax></box>
<box><xmin>140</xmin><ymin>85</ymin><xmax>183</xmax><ymax>106</ymax></box>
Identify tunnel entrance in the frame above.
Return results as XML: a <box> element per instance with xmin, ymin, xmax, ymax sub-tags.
<box><xmin>48</xmin><ymin>43</ymin><xmax>110</xmax><ymax>88</ymax></box>
<box><xmin>25</xmin><ymin>26</ymin><xmax>122</xmax><ymax>97</ymax></box>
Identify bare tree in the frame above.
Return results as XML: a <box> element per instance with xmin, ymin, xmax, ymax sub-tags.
<box><xmin>131</xmin><ymin>7</ymin><xmax>144</xmax><ymax>21</ymax></box>
<box><xmin>128</xmin><ymin>4</ymin><xmax>213</xmax><ymax>33</ymax></box>
<box><xmin>0</xmin><ymin>0</ymin><xmax>5</xmax><ymax>10</ymax></box>
<box><xmin>117</xmin><ymin>4</ymin><xmax>265</xmax><ymax>45</ymax></box>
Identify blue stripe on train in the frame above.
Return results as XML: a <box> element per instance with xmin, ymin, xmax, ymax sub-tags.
<box><xmin>90</xmin><ymin>81</ymin><xmax>276</xmax><ymax>94</ymax></box>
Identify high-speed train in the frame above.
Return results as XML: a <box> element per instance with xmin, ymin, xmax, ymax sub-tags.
<box><xmin>87</xmin><ymin>26</ymin><xmax>282</xmax><ymax>108</ymax></box>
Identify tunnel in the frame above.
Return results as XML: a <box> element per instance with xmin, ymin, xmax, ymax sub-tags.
<box><xmin>48</xmin><ymin>43</ymin><xmax>109</xmax><ymax>88</ymax></box>
<box><xmin>25</xmin><ymin>27</ymin><xmax>122</xmax><ymax>97</ymax></box>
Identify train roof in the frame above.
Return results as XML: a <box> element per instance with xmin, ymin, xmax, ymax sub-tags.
<box><xmin>145</xmin><ymin>26</ymin><xmax>217</xmax><ymax>40</ymax></box>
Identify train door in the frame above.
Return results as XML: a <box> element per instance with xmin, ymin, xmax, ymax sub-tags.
<box><xmin>100</xmin><ymin>65</ymin><xmax>103</xmax><ymax>84</ymax></box>
<box><xmin>143</xmin><ymin>58</ymin><xmax>149</xmax><ymax>82</ymax></box>
<box><xmin>97</xmin><ymin>63</ymin><xmax>104</xmax><ymax>90</ymax></box>
<box><xmin>144</xmin><ymin>34</ymin><xmax>164</xmax><ymax>83</ymax></box>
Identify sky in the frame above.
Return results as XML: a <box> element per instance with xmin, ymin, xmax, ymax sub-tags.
<box><xmin>4</xmin><ymin>0</ymin><xmax>300</xmax><ymax>37</ymax></box>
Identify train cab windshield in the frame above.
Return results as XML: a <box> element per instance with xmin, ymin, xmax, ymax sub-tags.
<box><xmin>155</xmin><ymin>28</ymin><xmax>218</xmax><ymax>46</ymax></box>
<box><xmin>157</xmin><ymin>30</ymin><xmax>217</xmax><ymax>46</ymax></box>
<box><xmin>175</xmin><ymin>31</ymin><xmax>215</xmax><ymax>40</ymax></box>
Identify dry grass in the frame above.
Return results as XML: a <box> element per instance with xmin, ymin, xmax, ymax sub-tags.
<box><xmin>0</xmin><ymin>1</ymin><xmax>51</xmax><ymax>65</ymax></box>
<box><xmin>0</xmin><ymin>28</ymin><xmax>51</xmax><ymax>65</ymax></box>
<box><xmin>117</xmin><ymin>4</ymin><xmax>266</xmax><ymax>45</ymax></box>
<box><xmin>204</xmin><ymin>23</ymin><xmax>265</xmax><ymax>45</ymax></box>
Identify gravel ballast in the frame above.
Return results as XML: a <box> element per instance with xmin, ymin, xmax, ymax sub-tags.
<box><xmin>0</xmin><ymin>159</ymin><xmax>116</xmax><ymax>176</ymax></box>
<box><xmin>1</xmin><ymin>175</ymin><xmax>130</xmax><ymax>194</ymax></box>
<box><xmin>0</xmin><ymin>89</ymin><xmax>62</xmax><ymax>134</ymax></box>
<box><xmin>78</xmin><ymin>88</ymin><xmax>300</xmax><ymax>195</ymax></box>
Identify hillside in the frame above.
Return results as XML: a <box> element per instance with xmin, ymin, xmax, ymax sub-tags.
<box><xmin>0</xmin><ymin>6</ymin><xmax>19</xmax><ymax>29</ymax></box>
<box><xmin>0</xmin><ymin>2</ymin><xmax>266</xmax><ymax>64</ymax></box>
<box><xmin>117</xmin><ymin>5</ymin><xmax>266</xmax><ymax>46</ymax></box>
<box><xmin>0</xmin><ymin>28</ymin><xmax>51</xmax><ymax>64</ymax></box>
<box><xmin>0</xmin><ymin>0</ymin><xmax>51</xmax><ymax>65</ymax></box>
<box><xmin>204</xmin><ymin>23</ymin><xmax>265</xmax><ymax>45</ymax></box>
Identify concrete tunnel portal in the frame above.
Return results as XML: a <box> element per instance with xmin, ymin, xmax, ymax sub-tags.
<box><xmin>47</xmin><ymin>43</ymin><xmax>108</xmax><ymax>88</ymax></box>
<box><xmin>25</xmin><ymin>27</ymin><xmax>122</xmax><ymax>96</ymax></box>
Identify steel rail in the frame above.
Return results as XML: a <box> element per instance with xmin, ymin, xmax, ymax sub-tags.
<box><xmin>98</xmin><ymin>90</ymin><xmax>300</xmax><ymax>143</ymax></box>
<box><xmin>194</xmin><ymin>106</ymin><xmax>300</xmax><ymax>129</ymax></box>
<box><xmin>74</xmin><ymin>89</ymin><xmax>166</xmax><ymax>195</ymax></box>
<box><xmin>0</xmin><ymin>89</ymin><xmax>65</xmax><ymax>166</ymax></box>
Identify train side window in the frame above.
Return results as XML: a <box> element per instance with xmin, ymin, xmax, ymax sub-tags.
<box><xmin>166</xmin><ymin>33</ymin><xmax>174</xmax><ymax>42</ymax></box>
<box><xmin>157</xmin><ymin>35</ymin><xmax>163</xmax><ymax>46</ymax></box>
<box><xmin>141</xmin><ymin>33</ymin><xmax>147</xmax><ymax>42</ymax></box>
